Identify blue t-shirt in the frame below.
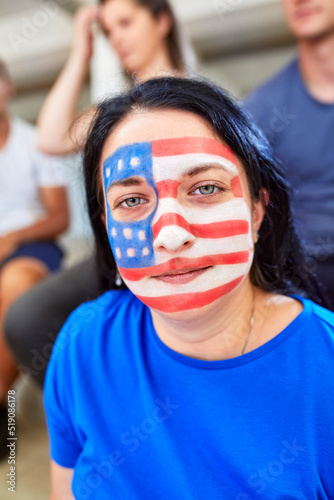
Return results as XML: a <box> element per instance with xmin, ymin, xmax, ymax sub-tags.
<box><xmin>44</xmin><ymin>290</ymin><xmax>334</xmax><ymax>500</ymax></box>
<box><xmin>244</xmin><ymin>60</ymin><xmax>334</xmax><ymax>256</ymax></box>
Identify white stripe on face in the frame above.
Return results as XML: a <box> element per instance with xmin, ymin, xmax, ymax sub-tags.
<box><xmin>154</xmin><ymin>233</ymin><xmax>253</xmax><ymax>265</ymax></box>
<box><xmin>152</xmin><ymin>153</ymin><xmax>239</xmax><ymax>182</ymax></box>
<box><xmin>152</xmin><ymin>198</ymin><xmax>250</xmax><ymax>227</ymax></box>
<box><xmin>123</xmin><ymin>260</ymin><xmax>252</xmax><ymax>298</ymax></box>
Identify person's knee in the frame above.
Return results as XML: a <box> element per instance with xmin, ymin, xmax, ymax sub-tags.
<box><xmin>0</xmin><ymin>262</ymin><xmax>23</xmax><ymax>299</ymax></box>
<box><xmin>3</xmin><ymin>268</ymin><xmax>62</xmax><ymax>359</ymax></box>
<box><xmin>0</xmin><ymin>258</ymin><xmax>48</xmax><ymax>307</ymax></box>
<box><xmin>3</xmin><ymin>296</ymin><xmax>48</xmax><ymax>388</ymax></box>
<box><xmin>3</xmin><ymin>296</ymin><xmax>28</xmax><ymax>354</ymax></box>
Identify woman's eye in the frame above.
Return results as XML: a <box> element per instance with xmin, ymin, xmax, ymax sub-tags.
<box><xmin>192</xmin><ymin>185</ymin><xmax>221</xmax><ymax>195</ymax></box>
<box><xmin>120</xmin><ymin>197</ymin><xmax>146</xmax><ymax>208</ymax></box>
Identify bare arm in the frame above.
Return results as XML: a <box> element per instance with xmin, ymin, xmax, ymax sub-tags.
<box><xmin>37</xmin><ymin>6</ymin><xmax>99</xmax><ymax>155</ymax></box>
<box><xmin>49</xmin><ymin>461</ymin><xmax>74</xmax><ymax>500</ymax></box>
<box><xmin>0</xmin><ymin>187</ymin><xmax>69</xmax><ymax>263</ymax></box>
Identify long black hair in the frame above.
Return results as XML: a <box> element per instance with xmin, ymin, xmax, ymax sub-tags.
<box><xmin>83</xmin><ymin>77</ymin><xmax>327</xmax><ymax>306</ymax></box>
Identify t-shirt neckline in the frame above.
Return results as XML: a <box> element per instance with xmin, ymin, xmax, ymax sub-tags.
<box><xmin>293</xmin><ymin>59</ymin><xmax>334</xmax><ymax>108</ymax></box>
<box><xmin>147</xmin><ymin>295</ymin><xmax>312</xmax><ymax>370</ymax></box>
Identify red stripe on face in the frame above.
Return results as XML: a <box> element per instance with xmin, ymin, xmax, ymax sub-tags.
<box><xmin>137</xmin><ymin>276</ymin><xmax>245</xmax><ymax>312</ymax></box>
<box><xmin>119</xmin><ymin>251</ymin><xmax>249</xmax><ymax>281</ymax></box>
<box><xmin>152</xmin><ymin>213</ymin><xmax>191</xmax><ymax>238</ymax></box>
<box><xmin>156</xmin><ymin>180</ymin><xmax>180</xmax><ymax>199</ymax></box>
<box><xmin>152</xmin><ymin>214</ymin><xmax>249</xmax><ymax>240</ymax></box>
<box><xmin>151</xmin><ymin>137</ymin><xmax>237</xmax><ymax>164</ymax></box>
<box><xmin>191</xmin><ymin>219</ymin><xmax>249</xmax><ymax>239</ymax></box>
<box><xmin>231</xmin><ymin>176</ymin><xmax>243</xmax><ymax>197</ymax></box>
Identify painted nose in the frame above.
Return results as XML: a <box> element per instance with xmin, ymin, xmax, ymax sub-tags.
<box><xmin>153</xmin><ymin>225</ymin><xmax>195</xmax><ymax>253</ymax></box>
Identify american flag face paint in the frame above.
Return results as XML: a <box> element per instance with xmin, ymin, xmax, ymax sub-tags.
<box><xmin>103</xmin><ymin>137</ymin><xmax>254</xmax><ymax>313</ymax></box>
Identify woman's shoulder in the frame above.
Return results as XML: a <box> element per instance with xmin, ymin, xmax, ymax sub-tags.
<box><xmin>65</xmin><ymin>288</ymin><xmax>141</xmax><ymax>329</ymax></box>
<box><xmin>50</xmin><ymin>289</ymin><xmax>144</xmax><ymax>360</ymax></box>
<box><xmin>277</xmin><ymin>293</ymin><xmax>334</xmax><ymax>346</ymax></box>
<box><xmin>304</xmin><ymin>296</ymin><xmax>334</xmax><ymax>329</ymax></box>
<box><xmin>251</xmin><ymin>291</ymin><xmax>334</xmax><ymax>353</ymax></box>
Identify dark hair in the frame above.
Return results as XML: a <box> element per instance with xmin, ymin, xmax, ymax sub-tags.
<box><xmin>99</xmin><ymin>0</ymin><xmax>185</xmax><ymax>72</ymax></box>
<box><xmin>83</xmin><ymin>77</ymin><xmax>327</xmax><ymax>306</ymax></box>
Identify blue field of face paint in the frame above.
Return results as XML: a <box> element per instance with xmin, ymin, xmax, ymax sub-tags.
<box><xmin>103</xmin><ymin>142</ymin><xmax>157</xmax><ymax>269</ymax></box>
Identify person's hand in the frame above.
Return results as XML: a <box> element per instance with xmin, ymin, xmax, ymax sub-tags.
<box><xmin>0</xmin><ymin>234</ymin><xmax>19</xmax><ymax>264</ymax></box>
<box><xmin>71</xmin><ymin>5</ymin><xmax>101</xmax><ymax>64</ymax></box>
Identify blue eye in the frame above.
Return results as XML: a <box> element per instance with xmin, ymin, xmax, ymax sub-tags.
<box><xmin>198</xmin><ymin>185</ymin><xmax>216</xmax><ymax>195</ymax></box>
<box><xmin>192</xmin><ymin>185</ymin><xmax>221</xmax><ymax>195</ymax></box>
<box><xmin>119</xmin><ymin>197</ymin><xmax>146</xmax><ymax>208</ymax></box>
<box><xmin>124</xmin><ymin>197</ymin><xmax>142</xmax><ymax>207</ymax></box>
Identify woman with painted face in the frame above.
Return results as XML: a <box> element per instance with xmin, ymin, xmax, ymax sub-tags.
<box><xmin>44</xmin><ymin>78</ymin><xmax>334</xmax><ymax>499</ymax></box>
<box><xmin>4</xmin><ymin>0</ymin><xmax>194</xmax><ymax>390</ymax></box>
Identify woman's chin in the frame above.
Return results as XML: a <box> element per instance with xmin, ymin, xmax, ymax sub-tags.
<box><xmin>147</xmin><ymin>294</ymin><xmax>231</xmax><ymax>322</ymax></box>
<box><xmin>122</xmin><ymin>58</ymin><xmax>141</xmax><ymax>76</ymax></box>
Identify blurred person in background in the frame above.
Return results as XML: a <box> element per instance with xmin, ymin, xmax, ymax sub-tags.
<box><xmin>244</xmin><ymin>0</ymin><xmax>334</xmax><ymax>309</ymax></box>
<box><xmin>3</xmin><ymin>0</ymin><xmax>195</xmax><ymax>390</ymax></box>
<box><xmin>0</xmin><ymin>60</ymin><xmax>69</xmax><ymax>459</ymax></box>
<box><xmin>37</xmin><ymin>0</ymin><xmax>193</xmax><ymax>155</ymax></box>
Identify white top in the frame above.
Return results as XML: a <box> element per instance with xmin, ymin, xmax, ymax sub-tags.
<box><xmin>0</xmin><ymin>117</ymin><xmax>67</xmax><ymax>236</ymax></box>
<box><xmin>90</xmin><ymin>30</ymin><xmax>128</xmax><ymax>104</ymax></box>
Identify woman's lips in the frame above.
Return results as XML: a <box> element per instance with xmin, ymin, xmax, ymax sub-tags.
<box><xmin>152</xmin><ymin>266</ymin><xmax>211</xmax><ymax>284</ymax></box>
<box><xmin>295</xmin><ymin>7</ymin><xmax>321</xmax><ymax>20</ymax></box>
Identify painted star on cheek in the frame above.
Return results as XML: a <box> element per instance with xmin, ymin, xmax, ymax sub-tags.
<box><xmin>103</xmin><ymin>137</ymin><xmax>252</xmax><ymax>313</ymax></box>
<box><xmin>104</xmin><ymin>141</ymin><xmax>156</xmax><ymax>270</ymax></box>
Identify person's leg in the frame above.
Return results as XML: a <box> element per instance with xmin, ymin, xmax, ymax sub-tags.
<box><xmin>0</xmin><ymin>257</ymin><xmax>49</xmax><ymax>460</ymax></box>
<box><xmin>0</xmin><ymin>257</ymin><xmax>49</xmax><ymax>401</ymax></box>
<box><xmin>3</xmin><ymin>256</ymin><xmax>102</xmax><ymax>388</ymax></box>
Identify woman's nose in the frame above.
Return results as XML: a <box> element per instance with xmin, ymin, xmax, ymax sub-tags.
<box><xmin>109</xmin><ymin>29</ymin><xmax>122</xmax><ymax>50</ymax></box>
<box><xmin>153</xmin><ymin>224</ymin><xmax>195</xmax><ymax>253</ymax></box>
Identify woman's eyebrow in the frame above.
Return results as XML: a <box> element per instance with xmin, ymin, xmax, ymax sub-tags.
<box><xmin>185</xmin><ymin>163</ymin><xmax>232</xmax><ymax>178</ymax></box>
<box><xmin>107</xmin><ymin>177</ymin><xmax>144</xmax><ymax>192</ymax></box>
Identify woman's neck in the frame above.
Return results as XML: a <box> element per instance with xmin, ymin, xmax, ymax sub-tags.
<box><xmin>150</xmin><ymin>284</ymin><xmax>303</xmax><ymax>362</ymax></box>
<box><xmin>135</xmin><ymin>50</ymin><xmax>177</xmax><ymax>84</ymax></box>
<box><xmin>298</xmin><ymin>31</ymin><xmax>334</xmax><ymax>103</ymax></box>
<box><xmin>150</xmin><ymin>279</ymin><xmax>257</xmax><ymax>361</ymax></box>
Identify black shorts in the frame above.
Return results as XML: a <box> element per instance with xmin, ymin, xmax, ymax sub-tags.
<box><xmin>1</xmin><ymin>241</ymin><xmax>64</xmax><ymax>272</ymax></box>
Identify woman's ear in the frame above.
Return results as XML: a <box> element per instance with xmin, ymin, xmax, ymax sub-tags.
<box><xmin>252</xmin><ymin>188</ymin><xmax>269</xmax><ymax>243</ymax></box>
<box><xmin>261</xmin><ymin>187</ymin><xmax>270</xmax><ymax>207</ymax></box>
<box><xmin>100</xmin><ymin>213</ymin><xmax>106</xmax><ymax>226</ymax></box>
<box><xmin>156</xmin><ymin>11</ymin><xmax>172</xmax><ymax>40</ymax></box>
